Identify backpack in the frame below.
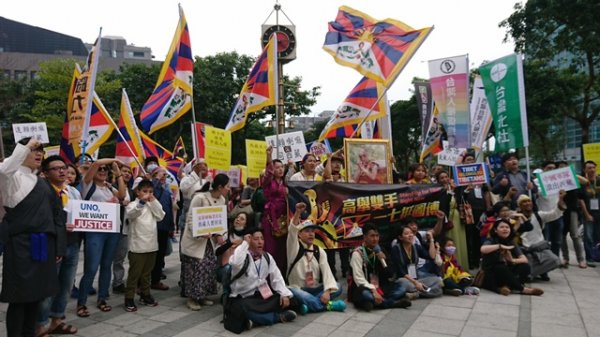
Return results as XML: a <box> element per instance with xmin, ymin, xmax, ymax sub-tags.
<box><xmin>250</xmin><ymin>187</ymin><xmax>265</xmax><ymax>213</ymax></box>
<box><xmin>286</xmin><ymin>243</ymin><xmax>321</xmax><ymax>282</ymax></box>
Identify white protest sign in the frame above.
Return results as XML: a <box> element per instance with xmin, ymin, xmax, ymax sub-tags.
<box><xmin>436</xmin><ymin>142</ymin><xmax>466</xmax><ymax>166</ymax></box>
<box><xmin>12</xmin><ymin>122</ymin><xmax>49</xmax><ymax>143</ymax></box>
<box><xmin>266</xmin><ymin>131</ymin><xmax>307</xmax><ymax>162</ymax></box>
<box><xmin>68</xmin><ymin>200</ymin><xmax>120</xmax><ymax>233</ymax></box>
<box><xmin>217</xmin><ymin>167</ymin><xmax>241</xmax><ymax>188</ymax></box>
<box><xmin>191</xmin><ymin>205</ymin><xmax>228</xmax><ymax>237</ymax></box>
<box><xmin>536</xmin><ymin>165</ymin><xmax>581</xmax><ymax>197</ymax></box>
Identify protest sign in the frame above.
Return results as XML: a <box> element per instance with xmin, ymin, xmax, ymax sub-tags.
<box><xmin>536</xmin><ymin>165</ymin><xmax>580</xmax><ymax>197</ymax></box>
<box><xmin>68</xmin><ymin>200</ymin><xmax>120</xmax><ymax>233</ymax></box>
<box><xmin>217</xmin><ymin>167</ymin><xmax>241</xmax><ymax>188</ymax></box>
<box><xmin>452</xmin><ymin>163</ymin><xmax>490</xmax><ymax>186</ymax></box>
<box><xmin>583</xmin><ymin>142</ymin><xmax>600</xmax><ymax>165</ymax></box>
<box><xmin>436</xmin><ymin>143</ymin><xmax>466</xmax><ymax>166</ymax></box>
<box><xmin>12</xmin><ymin>122</ymin><xmax>49</xmax><ymax>143</ymax></box>
<box><xmin>204</xmin><ymin>126</ymin><xmax>231</xmax><ymax>171</ymax></box>
<box><xmin>266</xmin><ymin>131</ymin><xmax>307</xmax><ymax>162</ymax></box>
<box><xmin>191</xmin><ymin>205</ymin><xmax>227</xmax><ymax>237</ymax></box>
<box><xmin>306</xmin><ymin>141</ymin><xmax>330</xmax><ymax>162</ymax></box>
<box><xmin>246</xmin><ymin>139</ymin><xmax>267</xmax><ymax>178</ymax></box>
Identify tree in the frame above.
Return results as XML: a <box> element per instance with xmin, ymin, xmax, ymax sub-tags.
<box><xmin>0</xmin><ymin>76</ymin><xmax>35</xmax><ymax>155</ymax></box>
<box><xmin>501</xmin><ymin>0</ymin><xmax>600</xmax><ymax>144</ymax></box>
<box><xmin>390</xmin><ymin>96</ymin><xmax>421</xmax><ymax>172</ymax></box>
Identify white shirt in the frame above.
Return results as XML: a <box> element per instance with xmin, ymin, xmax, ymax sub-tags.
<box><xmin>229</xmin><ymin>240</ymin><xmax>292</xmax><ymax>299</ymax></box>
<box><xmin>0</xmin><ymin>144</ymin><xmax>38</xmax><ymax>208</ymax></box>
<box><xmin>179</xmin><ymin>171</ymin><xmax>208</xmax><ymax>208</ymax></box>
<box><xmin>521</xmin><ymin>207</ymin><xmax>564</xmax><ymax>248</ymax></box>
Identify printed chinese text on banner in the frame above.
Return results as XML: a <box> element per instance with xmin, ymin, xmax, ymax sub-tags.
<box><xmin>204</xmin><ymin>126</ymin><xmax>231</xmax><ymax>171</ymax></box>
<box><xmin>266</xmin><ymin>131</ymin><xmax>307</xmax><ymax>162</ymax></box>
<box><xmin>140</xmin><ymin>6</ymin><xmax>193</xmax><ymax>134</ymax></box>
<box><xmin>583</xmin><ymin>143</ymin><xmax>600</xmax><ymax>165</ymax></box>
<box><xmin>225</xmin><ymin>35</ymin><xmax>278</xmax><ymax>133</ymax></box>
<box><xmin>246</xmin><ymin>139</ymin><xmax>267</xmax><ymax>178</ymax></box>
<box><xmin>323</xmin><ymin>6</ymin><xmax>433</xmax><ymax>88</ymax></box>
<box><xmin>479</xmin><ymin>53</ymin><xmax>529</xmax><ymax>151</ymax></box>
<box><xmin>419</xmin><ymin>104</ymin><xmax>443</xmax><ymax>162</ymax></box>
<box><xmin>470</xmin><ymin>76</ymin><xmax>493</xmax><ymax>150</ymax></box>
<box><xmin>115</xmin><ymin>89</ymin><xmax>144</xmax><ymax>167</ymax></box>
<box><xmin>287</xmin><ymin>182</ymin><xmax>443</xmax><ymax>249</ymax></box>
<box><xmin>536</xmin><ymin>165</ymin><xmax>580</xmax><ymax>197</ymax></box>
<box><xmin>428</xmin><ymin>55</ymin><xmax>470</xmax><ymax>148</ymax></box>
<box><xmin>318</xmin><ymin>77</ymin><xmax>388</xmax><ymax>141</ymax></box>
<box><xmin>414</xmin><ymin>80</ymin><xmax>432</xmax><ymax>143</ymax></box>
<box><xmin>60</xmin><ymin>65</ymin><xmax>114</xmax><ymax>163</ymax></box>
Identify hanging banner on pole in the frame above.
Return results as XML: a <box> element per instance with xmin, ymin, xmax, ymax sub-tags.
<box><xmin>428</xmin><ymin>55</ymin><xmax>470</xmax><ymax>149</ymax></box>
<box><xmin>470</xmin><ymin>76</ymin><xmax>493</xmax><ymax>150</ymax></box>
<box><xmin>414</xmin><ymin>80</ymin><xmax>433</xmax><ymax>143</ymax></box>
<box><xmin>479</xmin><ymin>53</ymin><xmax>529</xmax><ymax>151</ymax></box>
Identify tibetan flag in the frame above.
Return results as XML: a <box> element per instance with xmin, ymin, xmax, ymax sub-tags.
<box><xmin>140</xmin><ymin>6</ymin><xmax>193</xmax><ymax>134</ymax></box>
<box><xmin>115</xmin><ymin>89</ymin><xmax>144</xmax><ymax>167</ymax></box>
<box><xmin>419</xmin><ymin>104</ymin><xmax>444</xmax><ymax>162</ymax></box>
<box><xmin>191</xmin><ymin>122</ymin><xmax>207</xmax><ymax>159</ymax></box>
<box><xmin>225</xmin><ymin>34</ymin><xmax>278</xmax><ymax>132</ymax></box>
<box><xmin>318</xmin><ymin>77</ymin><xmax>388</xmax><ymax>141</ymax></box>
<box><xmin>323</xmin><ymin>6</ymin><xmax>433</xmax><ymax>88</ymax></box>
<box><xmin>140</xmin><ymin>132</ymin><xmax>184</xmax><ymax>179</ymax></box>
<box><xmin>171</xmin><ymin>136</ymin><xmax>186</xmax><ymax>158</ymax></box>
<box><xmin>60</xmin><ymin>64</ymin><xmax>115</xmax><ymax>163</ymax></box>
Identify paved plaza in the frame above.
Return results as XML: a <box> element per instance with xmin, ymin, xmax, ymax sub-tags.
<box><xmin>1</xmin><ymin>243</ymin><xmax>599</xmax><ymax>337</ymax></box>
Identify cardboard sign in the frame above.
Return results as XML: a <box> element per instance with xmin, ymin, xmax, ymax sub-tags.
<box><xmin>452</xmin><ymin>163</ymin><xmax>490</xmax><ymax>186</ymax></box>
<box><xmin>67</xmin><ymin>200</ymin><xmax>120</xmax><ymax>233</ymax></box>
<box><xmin>436</xmin><ymin>142</ymin><xmax>466</xmax><ymax>166</ymax></box>
<box><xmin>246</xmin><ymin>139</ymin><xmax>267</xmax><ymax>178</ymax></box>
<box><xmin>266</xmin><ymin>131</ymin><xmax>307</xmax><ymax>162</ymax></box>
<box><xmin>12</xmin><ymin>122</ymin><xmax>49</xmax><ymax>143</ymax></box>
<box><xmin>536</xmin><ymin>165</ymin><xmax>581</xmax><ymax>197</ymax></box>
<box><xmin>205</xmin><ymin>126</ymin><xmax>231</xmax><ymax>171</ymax></box>
<box><xmin>191</xmin><ymin>205</ymin><xmax>227</xmax><ymax>237</ymax></box>
<box><xmin>217</xmin><ymin>167</ymin><xmax>241</xmax><ymax>188</ymax></box>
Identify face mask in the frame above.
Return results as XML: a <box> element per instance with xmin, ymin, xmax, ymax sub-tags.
<box><xmin>445</xmin><ymin>246</ymin><xmax>456</xmax><ymax>256</ymax></box>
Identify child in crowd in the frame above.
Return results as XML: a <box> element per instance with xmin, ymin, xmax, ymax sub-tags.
<box><xmin>124</xmin><ymin>179</ymin><xmax>166</xmax><ymax>312</ymax></box>
<box><xmin>440</xmin><ymin>238</ymin><xmax>479</xmax><ymax>296</ymax></box>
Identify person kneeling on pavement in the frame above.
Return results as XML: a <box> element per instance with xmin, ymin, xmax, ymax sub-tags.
<box><xmin>224</xmin><ymin>227</ymin><xmax>298</xmax><ymax>334</ymax></box>
<box><xmin>349</xmin><ymin>223</ymin><xmax>411</xmax><ymax>311</ymax></box>
<box><xmin>287</xmin><ymin>202</ymin><xmax>346</xmax><ymax>314</ymax></box>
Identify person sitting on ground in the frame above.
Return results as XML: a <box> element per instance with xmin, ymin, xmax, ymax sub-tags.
<box><xmin>440</xmin><ymin>237</ymin><xmax>479</xmax><ymax>296</ymax></box>
<box><xmin>518</xmin><ymin>192</ymin><xmax>565</xmax><ymax>281</ymax></box>
<box><xmin>391</xmin><ymin>226</ymin><xmax>443</xmax><ymax>299</ymax></box>
<box><xmin>215</xmin><ymin>212</ymin><xmax>250</xmax><ymax>300</ymax></box>
<box><xmin>287</xmin><ymin>202</ymin><xmax>346</xmax><ymax>313</ymax></box>
<box><xmin>349</xmin><ymin>223</ymin><xmax>411</xmax><ymax>311</ymax></box>
<box><xmin>224</xmin><ymin>227</ymin><xmax>298</xmax><ymax>334</ymax></box>
<box><xmin>480</xmin><ymin>219</ymin><xmax>544</xmax><ymax>296</ymax></box>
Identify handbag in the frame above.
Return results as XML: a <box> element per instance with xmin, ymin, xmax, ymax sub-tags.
<box><xmin>472</xmin><ymin>269</ymin><xmax>485</xmax><ymax>288</ymax></box>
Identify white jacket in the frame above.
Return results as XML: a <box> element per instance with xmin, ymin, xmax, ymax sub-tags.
<box><xmin>126</xmin><ymin>198</ymin><xmax>165</xmax><ymax>253</ymax></box>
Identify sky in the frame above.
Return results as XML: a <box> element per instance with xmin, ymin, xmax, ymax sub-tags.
<box><xmin>3</xmin><ymin>0</ymin><xmax>521</xmax><ymax>116</ymax></box>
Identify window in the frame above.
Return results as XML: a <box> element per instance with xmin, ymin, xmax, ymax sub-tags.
<box><xmin>30</xmin><ymin>71</ymin><xmax>39</xmax><ymax>80</ymax></box>
<box><xmin>133</xmin><ymin>51</ymin><xmax>145</xmax><ymax>57</ymax></box>
<box><xmin>14</xmin><ymin>70</ymin><xmax>27</xmax><ymax>81</ymax></box>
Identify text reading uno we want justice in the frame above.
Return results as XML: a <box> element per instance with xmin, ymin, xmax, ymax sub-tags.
<box><xmin>75</xmin><ymin>203</ymin><xmax>113</xmax><ymax>230</ymax></box>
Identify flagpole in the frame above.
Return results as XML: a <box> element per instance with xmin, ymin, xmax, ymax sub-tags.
<box><xmin>108</xmin><ymin>112</ymin><xmax>147</xmax><ymax>175</ymax></box>
<box><xmin>348</xmin><ymin>85</ymin><xmax>391</xmax><ymax>139</ymax></box>
<box><xmin>525</xmin><ymin>146</ymin><xmax>532</xmax><ymax>198</ymax></box>
<box><xmin>79</xmin><ymin>27</ymin><xmax>102</xmax><ymax>165</ymax></box>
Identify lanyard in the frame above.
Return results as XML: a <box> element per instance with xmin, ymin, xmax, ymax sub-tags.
<box><xmin>254</xmin><ymin>257</ymin><xmax>262</xmax><ymax>276</ymax></box>
<box><xmin>361</xmin><ymin>246</ymin><xmax>376</xmax><ymax>268</ymax></box>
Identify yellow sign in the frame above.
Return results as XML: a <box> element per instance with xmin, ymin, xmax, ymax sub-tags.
<box><xmin>583</xmin><ymin>143</ymin><xmax>600</xmax><ymax>165</ymax></box>
<box><xmin>245</xmin><ymin>139</ymin><xmax>267</xmax><ymax>178</ymax></box>
<box><xmin>205</xmin><ymin>126</ymin><xmax>231</xmax><ymax>171</ymax></box>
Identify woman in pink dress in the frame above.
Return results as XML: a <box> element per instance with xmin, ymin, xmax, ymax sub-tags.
<box><xmin>261</xmin><ymin>146</ymin><xmax>288</xmax><ymax>272</ymax></box>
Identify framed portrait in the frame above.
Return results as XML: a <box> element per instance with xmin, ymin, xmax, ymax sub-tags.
<box><xmin>344</xmin><ymin>138</ymin><xmax>392</xmax><ymax>184</ymax></box>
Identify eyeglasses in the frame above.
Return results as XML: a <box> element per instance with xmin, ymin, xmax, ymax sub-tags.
<box><xmin>32</xmin><ymin>148</ymin><xmax>45</xmax><ymax>154</ymax></box>
<box><xmin>47</xmin><ymin>166</ymin><xmax>67</xmax><ymax>172</ymax></box>
<box><xmin>98</xmin><ymin>166</ymin><xmax>110</xmax><ymax>172</ymax></box>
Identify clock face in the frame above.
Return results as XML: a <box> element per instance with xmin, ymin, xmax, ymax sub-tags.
<box><xmin>262</xmin><ymin>25</ymin><xmax>296</xmax><ymax>58</ymax></box>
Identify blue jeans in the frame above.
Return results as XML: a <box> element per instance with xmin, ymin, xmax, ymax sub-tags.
<box><xmin>78</xmin><ymin>232</ymin><xmax>120</xmax><ymax>305</ymax></box>
<box><xmin>584</xmin><ymin>211</ymin><xmax>600</xmax><ymax>261</ymax></box>
<box><xmin>38</xmin><ymin>242</ymin><xmax>80</xmax><ymax>324</ymax></box>
<box><xmin>289</xmin><ymin>283</ymin><xmax>343</xmax><ymax>312</ymax></box>
<box><xmin>543</xmin><ymin>218</ymin><xmax>563</xmax><ymax>257</ymax></box>
<box><xmin>246</xmin><ymin>311</ymin><xmax>280</xmax><ymax>326</ymax></box>
<box><xmin>359</xmin><ymin>282</ymin><xmax>406</xmax><ymax>309</ymax></box>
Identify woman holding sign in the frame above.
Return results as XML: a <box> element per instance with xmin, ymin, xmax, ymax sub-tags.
<box><xmin>181</xmin><ymin>173</ymin><xmax>230</xmax><ymax>311</ymax></box>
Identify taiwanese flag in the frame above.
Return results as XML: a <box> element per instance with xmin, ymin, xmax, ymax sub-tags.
<box><xmin>323</xmin><ymin>6</ymin><xmax>433</xmax><ymax>88</ymax></box>
<box><xmin>140</xmin><ymin>5</ymin><xmax>193</xmax><ymax>134</ymax></box>
<box><xmin>318</xmin><ymin>77</ymin><xmax>388</xmax><ymax>141</ymax></box>
<box><xmin>115</xmin><ymin>89</ymin><xmax>144</xmax><ymax>167</ymax></box>
<box><xmin>225</xmin><ymin>34</ymin><xmax>278</xmax><ymax>132</ymax></box>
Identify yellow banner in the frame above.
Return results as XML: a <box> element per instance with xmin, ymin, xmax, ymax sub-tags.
<box><xmin>583</xmin><ymin>142</ymin><xmax>600</xmax><ymax>165</ymax></box>
<box><xmin>245</xmin><ymin>139</ymin><xmax>267</xmax><ymax>178</ymax></box>
<box><xmin>205</xmin><ymin>126</ymin><xmax>231</xmax><ymax>171</ymax></box>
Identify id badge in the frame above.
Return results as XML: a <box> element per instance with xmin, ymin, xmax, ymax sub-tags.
<box><xmin>305</xmin><ymin>270</ymin><xmax>315</xmax><ymax>288</ymax></box>
<box><xmin>258</xmin><ymin>280</ymin><xmax>273</xmax><ymax>299</ymax></box>
<box><xmin>591</xmin><ymin>198</ymin><xmax>599</xmax><ymax>211</ymax></box>
<box><xmin>408</xmin><ymin>264</ymin><xmax>417</xmax><ymax>279</ymax></box>
<box><xmin>474</xmin><ymin>186</ymin><xmax>483</xmax><ymax>199</ymax></box>
<box><xmin>369</xmin><ymin>273</ymin><xmax>379</xmax><ymax>288</ymax></box>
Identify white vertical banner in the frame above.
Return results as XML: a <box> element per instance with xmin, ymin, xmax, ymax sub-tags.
<box><xmin>470</xmin><ymin>76</ymin><xmax>493</xmax><ymax>150</ymax></box>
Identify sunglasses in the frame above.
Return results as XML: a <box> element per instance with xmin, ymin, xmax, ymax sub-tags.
<box><xmin>98</xmin><ymin>166</ymin><xmax>110</xmax><ymax>172</ymax></box>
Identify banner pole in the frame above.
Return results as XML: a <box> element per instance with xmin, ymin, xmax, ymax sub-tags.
<box><xmin>349</xmin><ymin>85</ymin><xmax>391</xmax><ymax>139</ymax></box>
<box><xmin>525</xmin><ymin>145</ymin><xmax>532</xmax><ymax>198</ymax></box>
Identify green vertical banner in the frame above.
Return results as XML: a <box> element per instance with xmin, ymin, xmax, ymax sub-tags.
<box><xmin>479</xmin><ymin>54</ymin><xmax>529</xmax><ymax>151</ymax></box>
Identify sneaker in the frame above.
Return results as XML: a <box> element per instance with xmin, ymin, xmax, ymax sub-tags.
<box><xmin>444</xmin><ymin>288</ymin><xmax>463</xmax><ymax>296</ymax></box>
<box><xmin>362</xmin><ymin>301</ymin><xmax>374</xmax><ymax>312</ymax></box>
<box><xmin>586</xmin><ymin>261</ymin><xmax>596</xmax><ymax>268</ymax></box>
<box><xmin>405</xmin><ymin>292</ymin><xmax>419</xmax><ymax>301</ymax></box>
<box><xmin>279</xmin><ymin>310</ymin><xmax>297</xmax><ymax>323</ymax></box>
<box><xmin>140</xmin><ymin>294</ymin><xmax>158</xmax><ymax>307</ymax></box>
<box><xmin>199</xmin><ymin>299</ymin><xmax>214</xmax><ymax>306</ymax></box>
<box><xmin>71</xmin><ymin>286</ymin><xmax>79</xmax><ymax>299</ymax></box>
<box><xmin>326</xmin><ymin>300</ymin><xmax>347</xmax><ymax>312</ymax></box>
<box><xmin>151</xmin><ymin>282</ymin><xmax>169</xmax><ymax>291</ymax></box>
<box><xmin>393</xmin><ymin>299</ymin><xmax>412</xmax><ymax>308</ymax></box>
<box><xmin>464</xmin><ymin>287</ymin><xmax>480</xmax><ymax>295</ymax></box>
<box><xmin>112</xmin><ymin>284</ymin><xmax>125</xmax><ymax>294</ymax></box>
<box><xmin>245</xmin><ymin>319</ymin><xmax>253</xmax><ymax>330</ymax></box>
<box><xmin>124</xmin><ymin>298</ymin><xmax>137</xmax><ymax>312</ymax></box>
<box><xmin>187</xmin><ymin>298</ymin><xmax>202</xmax><ymax>311</ymax></box>
<box><xmin>537</xmin><ymin>273</ymin><xmax>550</xmax><ymax>281</ymax></box>
<box><xmin>299</xmin><ymin>304</ymin><xmax>309</xmax><ymax>315</ymax></box>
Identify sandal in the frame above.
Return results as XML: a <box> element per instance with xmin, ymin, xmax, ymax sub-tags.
<box><xmin>48</xmin><ymin>322</ymin><xmax>78</xmax><ymax>335</ymax></box>
<box><xmin>97</xmin><ymin>300</ymin><xmax>112</xmax><ymax>312</ymax></box>
<box><xmin>76</xmin><ymin>305</ymin><xmax>90</xmax><ymax>318</ymax></box>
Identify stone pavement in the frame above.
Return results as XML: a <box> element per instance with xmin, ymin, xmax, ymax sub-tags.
<box><xmin>1</xmin><ymin>242</ymin><xmax>599</xmax><ymax>337</ymax></box>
